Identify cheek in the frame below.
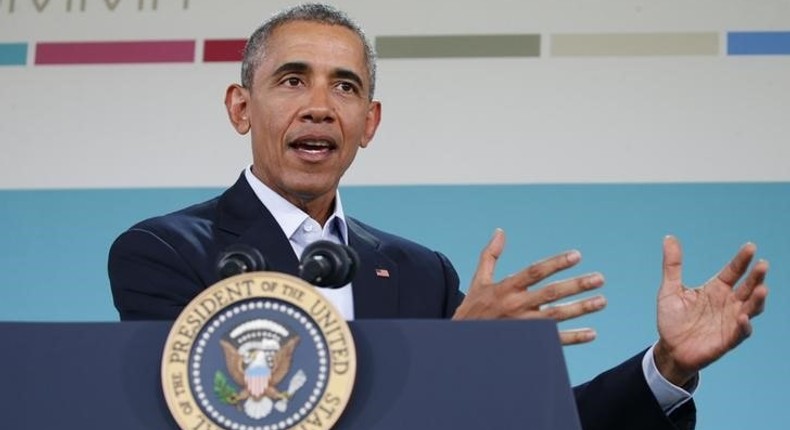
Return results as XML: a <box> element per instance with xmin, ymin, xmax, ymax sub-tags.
<box><xmin>253</xmin><ymin>97</ymin><xmax>294</xmax><ymax>140</ymax></box>
<box><xmin>340</xmin><ymin>146</ymin><xmax>361</xmax><ymax>169</ymax></box>
<box><xmin>251</xmin><ymin>116</ymin><xmax>286</xmax><ymax>154</ymax></box>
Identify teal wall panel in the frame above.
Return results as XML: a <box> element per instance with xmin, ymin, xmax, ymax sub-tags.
<box><xmin>1</xmin><ymin>183</ymin><xmax>788</xmax><ymax>428</ymax></box>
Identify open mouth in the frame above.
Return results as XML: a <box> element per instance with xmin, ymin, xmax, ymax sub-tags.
<box><xmin>288</xmin><ymin>138</ymin><xmax>337</xmax><ymax>158</ymax></box>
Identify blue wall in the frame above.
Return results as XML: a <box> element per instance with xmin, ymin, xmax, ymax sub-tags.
<box><xmin>1</xmin><ymin>182</ymin><xmax>788</xmax><ymax>428</ymax></box>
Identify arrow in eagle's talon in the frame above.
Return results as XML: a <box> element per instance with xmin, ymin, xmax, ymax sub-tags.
<box><xmin>274</xmin><ymin>370</ymin><xmax>308</xmax><ymax>412</ymax></box>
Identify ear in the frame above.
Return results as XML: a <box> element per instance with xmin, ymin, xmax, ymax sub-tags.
<box><xmin>225</xmin><ymin>84</ymin><xmax>251</xmax><ymax>135</ymax></box>
<box><xmin>359</xmin><ymin>100</ymin><xmax>382</xmax><ymax>148</ymax></box>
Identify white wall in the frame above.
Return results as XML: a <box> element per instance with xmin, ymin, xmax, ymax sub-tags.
<box><xmin>2</xmin><ymin>0</ymin><xmax>789</xmax><ymax>189</ymax></box>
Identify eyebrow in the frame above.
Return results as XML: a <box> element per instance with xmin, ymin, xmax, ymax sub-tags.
<box><xmin>271</xmin><ymin>62</ymin><xmax>365</xmax><ymax>90</ymax></box>
<box><xmin>272</xmin><ymin>61</ymin><xmax>309</xmax><ymax>77</ymax></box>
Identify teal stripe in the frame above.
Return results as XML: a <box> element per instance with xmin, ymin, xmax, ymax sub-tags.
<box><xmin>0</xmin><ymin>188</ymin><xmax>219</xmax><ymax>321</ymax></box>
<box><xmin>1</xmin><ymin>183</ymin><xmax>787</xmax><ymax>321</ymax></box>
<box><xmin>0</xmin><ymin>43</ymin><xmax>27</xmax><ymax>66</ymax></box>
<box><xmin>0</xmin><ymin>183</ymin><xmax>787</xmax><ymax>430</ymax></box>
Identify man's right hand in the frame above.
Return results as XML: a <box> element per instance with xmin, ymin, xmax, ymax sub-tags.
<box><xmin>452</xmin><ymin>228</ymin><xmax>607</xmax><ymax>345</ymax></box>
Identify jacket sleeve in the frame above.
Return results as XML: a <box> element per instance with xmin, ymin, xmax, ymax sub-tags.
<box><xmin>108</xmin><ymin>227</ymin><xmax>206</xmax><ymax>321</ymax></box>
<box><xmin>436</xmin><ymin>251</ymin><xmax>465</xmax><ymax>318</ymax></box>
<box><xmin>573</xmin><ymin>351</ymin><xmax>696</xmax><ymax>430</ymax></box>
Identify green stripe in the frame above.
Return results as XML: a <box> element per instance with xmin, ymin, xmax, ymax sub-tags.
<box><xmin>551</xmin><ymin>33</ymin><xmax>719</xmax><ymax>56</ymax></box>
<box><xmin>376</xmin><ymin>34</ymin><xmax>540</xmax><ymax>58</ymax></box>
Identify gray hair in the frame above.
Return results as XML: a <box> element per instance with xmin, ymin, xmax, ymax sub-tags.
<box><xmin>240</xmin><ymin>3</ymin><xmax>377</xmax><ymax>100</ymax></box>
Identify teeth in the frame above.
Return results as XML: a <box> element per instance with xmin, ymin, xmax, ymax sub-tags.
<box><xmin>299</xmin><ymin>140</ymin><xmax>331</xmax><ymax>147</ymax></box>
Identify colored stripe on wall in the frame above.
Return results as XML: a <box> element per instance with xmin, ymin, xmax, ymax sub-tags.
<box><xmin>6</xmin><ymin>32</ymin><xmax>790</xmax><ymax>66</ymax></box>
<box><xmin>376</xmin><ymin>35</ymin><xmax>541</xmax><ymax>59</ymax></box>
<box><xmin>728</xmin><ymin>31</ymin><xmax>790</xmax><ymax>55</ymax></box>
<box><xmin>203</xmin><ymin>39</ymin><xmax>247</xmax><ymax>62</ymax></box>
<box><xmin>0</xmin><ymin>43</ymin><xmax>27</xmax><ymax>66</ymax></box>
<box><xmin>35</xmin><ymin>40</ymin><xmax>196</xmax><ymax>65</ymax></box>
<box><xmin>551</xmin><ymin>33</ymin><xmax>719</xmax><ymax>57</ymax></box>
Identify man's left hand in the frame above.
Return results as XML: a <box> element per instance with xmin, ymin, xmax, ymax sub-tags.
<box><xmin>654</xmin><ymin>236</ymin><xmax>769</xmax><ymax>387</ymax></box>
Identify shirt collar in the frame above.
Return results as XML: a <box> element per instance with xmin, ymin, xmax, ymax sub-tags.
<box><xmin>243</xmin><ymin>166</ymin><xmax>349</xmax><ymax>244</ymax></box>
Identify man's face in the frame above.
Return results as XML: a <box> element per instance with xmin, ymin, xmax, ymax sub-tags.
<box><xmin>231</xmin><ymin>21</ymin><xmax>381</xmax><ymax>210</ymax></box>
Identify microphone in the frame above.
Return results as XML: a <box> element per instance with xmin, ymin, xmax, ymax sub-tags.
<box><xmin>216</xmin><ymin>243</ymin><xmax>267</xmax><ymax>280</ymax></box>
<box><xmin>299</xmin><ymin>240</ymin><xmax>359</xmax><ymax>288</ymax></box>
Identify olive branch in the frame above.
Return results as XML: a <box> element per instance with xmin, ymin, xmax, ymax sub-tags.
<box><xmin>214</xmin><ymin>371</ymin><xmax>240</xmax><ymax>405</ymax></box>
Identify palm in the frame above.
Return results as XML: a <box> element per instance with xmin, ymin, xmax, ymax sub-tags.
<box><xmin>659</xmin><ymin>279</ymin><xmax>747</xmax><ymax>371</ymax></box>
<box><xmin>655</xmin><ymin>237</ymin><xmax>768</xmax><ymax>383</ymax></box>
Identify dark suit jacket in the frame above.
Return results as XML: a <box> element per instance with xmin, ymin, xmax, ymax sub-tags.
<box><xmin>109</xmin><ymin>173</ymin><xmax>695</xmax><ymax>430</ymax></box>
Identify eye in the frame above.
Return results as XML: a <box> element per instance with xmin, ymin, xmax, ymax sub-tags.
<box><xmin>282</xmin><ymin>76</ymin><xmax>303</xmax><ymax>87</ymax></box>
<box><xmin>336</xmin><ymin>81</ymin><xmax>358</xmax><ymax>94</ymax></box>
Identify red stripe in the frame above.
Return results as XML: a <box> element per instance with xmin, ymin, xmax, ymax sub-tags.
<box><xmin>35</xmin><ymin>40</ymin><xmax>195</xmax><ymax>65</ymax></box>
<box><xmin>203</xmin><ymin>39</ymin><xmax>247</xmax><ymax>62</ymax></box>
<box><xmin>246</xmin><ymin>375</ymin><xmax>267</xmax><ymax>397</ymax></box>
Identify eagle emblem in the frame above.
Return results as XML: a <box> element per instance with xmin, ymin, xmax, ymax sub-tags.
<box><xmin>215</xmin><ymin>319</ymin><xmax>307</xmax><ymax>419</ymax></box>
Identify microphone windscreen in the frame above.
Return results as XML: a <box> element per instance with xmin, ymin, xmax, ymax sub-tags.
<box><xmin>299</xmin><ymin>240</ymin><xmax>358</xmax><ymax>288</ymax></box>
<box><xmin>216</xmin><ymin>243</ymin><xmax>267</xmax><ymax>280</ymax></box>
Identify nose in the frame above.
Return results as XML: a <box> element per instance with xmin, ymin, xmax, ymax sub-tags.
<box><xmin>300</xmin><ymin>87</ymin><xmax>336</xmax><ymax>124</ymax></box>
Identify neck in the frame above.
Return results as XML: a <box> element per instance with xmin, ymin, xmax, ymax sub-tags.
<box><xmin>292</xmin><ymin>193</ymin><xmax>335</xmax><ymax>227</ymax></box>
<box><xmin>250</xmin><ymin>166</ymin><xmax>337</xmax><ymax>227</ymax></box>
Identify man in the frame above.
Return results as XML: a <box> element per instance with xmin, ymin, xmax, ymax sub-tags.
<box><xmin>108</xmin><ymin>4</ymin><xmax>768</xmax><ymax>429</ymax></box>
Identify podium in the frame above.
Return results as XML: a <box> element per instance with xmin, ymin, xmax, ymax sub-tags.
<box><xmin>0</xmin><ymin>320</ymin><xmax>581</xmax><ymax>430</ymax></box>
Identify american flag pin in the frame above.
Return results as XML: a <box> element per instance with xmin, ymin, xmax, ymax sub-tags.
<box><xmin>375</xmin><ymin>268</ymin><xmax>390</xmax><ymax>278</ymax></box>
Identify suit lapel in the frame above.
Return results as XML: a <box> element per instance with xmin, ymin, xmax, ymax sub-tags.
<box><xmin>215</xmin><ymin>174</ymin><xmax>398</xmax><ymax>317</ymax></box>
<box><xmin>348</xmin><ymin>218</ymin><xmax>399</xmax><ymax>319</ymax></box>
<box><xmin>216</xmin><ymin>173</ymin><xmax>300</xmax><ymax>276</ymax></box>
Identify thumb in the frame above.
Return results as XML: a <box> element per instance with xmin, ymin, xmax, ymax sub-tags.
<box><xmin>661</xmin><ymin>235</ymin><xmax>684</xmax><ymax>294</ymax></box>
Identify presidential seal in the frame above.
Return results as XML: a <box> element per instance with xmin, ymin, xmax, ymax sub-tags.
<box><xmin>162</xmin><ymin>272</ymin><xmax>356</xmax><ymax>430</ymax></box>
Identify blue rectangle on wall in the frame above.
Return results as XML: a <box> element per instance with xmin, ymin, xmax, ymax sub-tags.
<box><xmin>0</xmin><ymin>43</ymin><xmax>27</xmax><ymax>66</ymax></box>
<box><xmin>728</xmin><ymin>31</ymin><xmax>790</xmax><ymax>55</ymax></box>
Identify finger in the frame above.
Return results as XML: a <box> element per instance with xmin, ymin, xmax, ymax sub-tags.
<box><xmin>723</xmin><ymin>315</ymin><xmax>752</xmax><ymax>352</ymax></box>
<box><xmin>472</xmin><ymin>228</ymin><xmax>506</xmax><ymax>285</ymax></box>
<box><xmin>660</xmin><ymin>235</ymin><xmax>683</xmax><ymax>294</ymax></box>
<box><xmin>535</xmin><ymin>295</ymin><xmax>607</xmax><ymax>322</ymax></box>
<box><xmin>715</xmin><ymin>242</ymin><xmax>756</xmax><ymax>287</ymax></box>
<box><xmin>505</xmin><ymin>249</ymin><xmax>581</xmax><ymax>291</ymax></box>
<box><xmin>735</xmin><ymin>259</ymin><xmax>768</xmax><ymax>301</ymax></box>
<box><xmin>738</xmin><ymin>314</ymin><xmax>753</xmax><ymax>340</ymax></box>
<box><xmin>532</xmin><ymin>273</ymin><xmax>605</xmax><ymax>307</ymax></box>
<box><xmin>742</xmin><ymin>284</ymin><xmax>768</xmax><ymax>318</ymax></box>
<box><xmin>559</xmin><ymin>328</ymin><xmax>597</xmax><ymax>346</ymax></box>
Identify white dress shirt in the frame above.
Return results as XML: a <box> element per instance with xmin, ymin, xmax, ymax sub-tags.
<box><xmin>244</xmin><ymin>167</ymin><xmax>355</xmax><ymax>320</ymax></box>
<box><xmin>643</xmin><ymin>343</ymin><xmax>697</xmax><ymax>413</ymax></box>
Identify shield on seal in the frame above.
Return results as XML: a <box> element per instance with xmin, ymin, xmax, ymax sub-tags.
<box><xmin>245</xmin><ymin>361</ymin><xmax>271</xmax><ymax>398</ymax></box>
